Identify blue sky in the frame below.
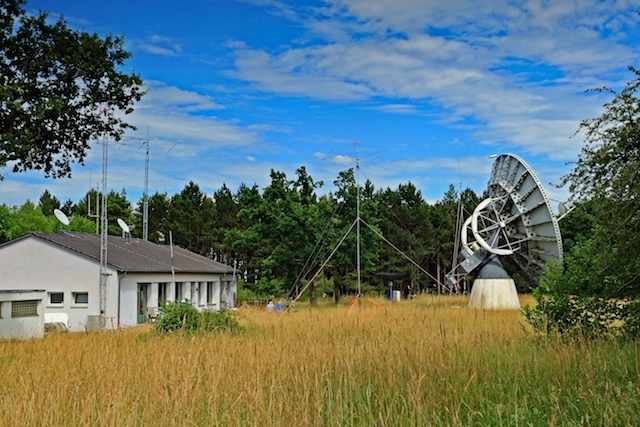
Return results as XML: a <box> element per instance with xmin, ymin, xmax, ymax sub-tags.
<box><xmin>3</xmin><ymin>0</ymin><xmax>640</xmax><ymax>207</ymax></box>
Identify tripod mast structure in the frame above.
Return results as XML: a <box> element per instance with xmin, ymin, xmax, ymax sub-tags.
<box><xmin>284</xmin><ymin>142</ymin><xmax>445</xmax><ymax>310</ymax></box>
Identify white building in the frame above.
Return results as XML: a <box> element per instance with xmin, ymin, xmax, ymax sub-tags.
<box><xmin>0</xmin><ymin>232</ymin><xmax>237</xmax><ymax>332</ymax></box>
<box><xmin>0</xmin><ymin>290</ymin><xmax>46</xmax><ymax>340</ymax></box>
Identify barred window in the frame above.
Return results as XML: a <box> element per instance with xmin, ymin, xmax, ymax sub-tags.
<box><xmin>11</xmin><ymin>300</ymin><xmax>38</xmax><ymax>318</ymax></box>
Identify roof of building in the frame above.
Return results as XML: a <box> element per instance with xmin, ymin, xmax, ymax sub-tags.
<box><xmin>13</xmin><ymin>232</ymin><xmax>235</xmax><ymax>275</ymax></box>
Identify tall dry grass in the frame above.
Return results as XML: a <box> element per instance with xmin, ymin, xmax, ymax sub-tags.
<box><xmin>0</xmin><ymin>295</ymin><xmax>638</xmax><ymax>426</ymax></box>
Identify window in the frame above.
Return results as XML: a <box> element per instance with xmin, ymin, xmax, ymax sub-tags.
<box><xmin>0</xmin><ymin>302</ymin><xmax>3</xmax><ymax>319</ymax></box>
<box><xmin>48</xmin><ymin>292</ymin><xmax>64</xmax><ymax>306</ymax></box>
<box><xmin>158</xmin><ymin>283</ymin><xmax>167</xmax><ymax>304</ymax></box>
<box><xmin>73</xmin><ymin>292</ymin><xmax>88</xmax><ymax>305</ymax></box>
<box><xmin>174</xmin><ymin>282</ymin><xmax>182</xmax><ymax>301</ymax></box>
<box><xmin>11</xmin><ymin>300</ymin><xmax>38</xmax><ymax>318</ymax></box>
<box><xmin>207</xmin><ymin>282</ymin><xmax>213</xmax><ymax>304</ymax></box>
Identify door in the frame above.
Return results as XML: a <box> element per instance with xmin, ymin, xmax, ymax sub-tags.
<box><xmin>138</xmin><ymin>283</ymin><xmax>148</xmax><ymax>323</ymax></box>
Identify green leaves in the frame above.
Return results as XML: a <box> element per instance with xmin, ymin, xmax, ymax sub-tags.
<box><xmin>527</xmin><ymin>67</ymin><xmax>640</xmax><ymax>339</ymax></box>
<box><xmin>0</xmin><ymin>1</ymin><xmax>144</xmax><ymax>179</ymax></box>
<box><xmin>153</xmin><ymin>300</ymin><xmax>243</xmax><ymax>335</ymax></box>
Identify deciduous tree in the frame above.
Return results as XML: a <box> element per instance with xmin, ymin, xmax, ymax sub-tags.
<box><xmin>0</xmin><ymin>0</ymin><xmax>144</xmax><ymax>179</ymax></box>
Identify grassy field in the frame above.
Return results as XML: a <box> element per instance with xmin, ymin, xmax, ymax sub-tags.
<box><xmin>0</xmin><ymin>295</ymin><xmax>638</xmax><ymax>426</ymax></box>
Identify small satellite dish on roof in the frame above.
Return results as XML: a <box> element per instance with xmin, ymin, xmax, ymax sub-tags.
<box><xmin>53</xmin><ymin>209</ymin><xmax>70</xmax><ymax>226</ymax></box>
<box><xmin>117</xmin><ymin>218</ymin><xmax>131</xmax><ymax>243</ymax></box>
<box><xmin>117</xmin><ymin>218</ymin><xmax>130</xmax><ymax>234</ymax></box>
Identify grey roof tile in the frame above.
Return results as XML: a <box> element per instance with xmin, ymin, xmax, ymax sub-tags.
<box><xmin>31</xmin><ymin>232</ymin><xmax>235</xmax><ymax>274</ymax></box>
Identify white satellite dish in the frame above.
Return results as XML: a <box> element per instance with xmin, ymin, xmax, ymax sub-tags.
<box><xmin>117</xmin><ymin>218</ymin><xmax>132</xmax><ymax>243</ymax></box>
<box><xmin>53</xmin><ymin>209</ymin><xmax>70</xmax><ymax>226</ymax></box>
<box><xmin>117</xmin><ymin>218</ymin><xmax>130</xmax><ymax>234</ymax></box>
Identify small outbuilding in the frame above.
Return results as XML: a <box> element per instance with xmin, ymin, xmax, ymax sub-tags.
<box><xmin>0</xmin><ymin>232</ymin><xmax>237</xmax><ymax>332</ymax></box>
<box><xmin>0</xmin><ymin>290</ymin><xmax>46</xmax><ymax>340</ymax></box>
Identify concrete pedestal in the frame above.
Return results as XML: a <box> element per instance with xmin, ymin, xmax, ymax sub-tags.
<box><xmin>468</xmin><ymin>278</ymin><xmax>520</xmax><ymax>310</ymax></box>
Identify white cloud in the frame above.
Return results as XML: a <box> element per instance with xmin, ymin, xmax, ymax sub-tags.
<box><xmin>313</xmin><ymin>152</ymin><xmax>356</xmax><ymax>164</ymax></box>
<box><xmin>246</xmin><ymin>123</ymin><xmax>293</xmax><ymax>132</ymax></box>
<box><xmin>227</xmin><ymin>0</ymin><xmax>640</xmax><ymax>161</ymax></box>
<box><xmin>369</xmin><ymin>104</ymin><xmax>419</xmax><ymax>115</ymax></box>
<box><xmin>139</xmin><ymin>82</ymin><xmax>224</xmax><ymax>112</ymax></box>
<box><xmin>132</xmin><ymin>35</ymin><xmax>183</xmax><ymax>57</ymax></box>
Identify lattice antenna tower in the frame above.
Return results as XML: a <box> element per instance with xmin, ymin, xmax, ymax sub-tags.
<box><xmin>123</xmin><ymin>129</ymin><xmax>179</xmax><ymax>241</ymax></box>
<box><xmin>143</xmin><ymin>126</ymin><xmax>150</xmax><ymax>241</ymax></box>
<box><xmin>99</xmin><ymin>108</ymin><xmax>109</xmax><ymax>320</ymax></box>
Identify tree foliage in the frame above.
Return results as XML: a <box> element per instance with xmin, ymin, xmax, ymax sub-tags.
<box><xmin>1</xmin><ymin>169</ymin><xmax>478</xmax><ymax>304</ymax></box>
<box><xmin>558</xmin><ymin>67</ymin><xmax>640</xmax><ymax>298</ymax></box>
<box><xmin>38</xmin><ymin>190</ymin><xmax>60</xmax><ymax>216</ymax></box>
<box><xmin>0</xmin><ymin>198</ymin><xmax>94</xmax><ymax>244</ymax></box>
<box><xmin>166</xmin><ymin>181</ymin><xmax>215</xmax><ymax>255</ymax></box>
<box><xmin>0</xmin><ymin>0</ymin><xmax>144</xmax><ymax>179</ymax></box>
<box><xmin>528</xmin><ymin>67</ymin><xmax>640</xmax><ymax>339</ymax></box>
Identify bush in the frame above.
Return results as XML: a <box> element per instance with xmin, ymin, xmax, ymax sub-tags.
<box><xmin>153</xmin><ymin>300</ymin><xmax>243</xmax><ymax>335</ymax></box>
<box><xmin>524</xmin><ymin>265</ymin><xmax>640</xmax><ymax>339</ymax></box>
<box><xmin>524</xmin><ymin>293</ymin><xmax>621</xmax><ymax>339</ymax></box>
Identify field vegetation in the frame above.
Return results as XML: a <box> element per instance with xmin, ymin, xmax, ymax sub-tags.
<box><xmin>1</xmin><ymin>295</ymin><xmax>638</xmax><ymax>426</ymax></box>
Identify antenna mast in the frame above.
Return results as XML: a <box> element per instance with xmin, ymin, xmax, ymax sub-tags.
<box><xmin>355</xmin><ymin>141</ymin><xmax>361</xmax><ymax>295</ymax></box>
<box><xmin>99</xmin><ymin>108</ymin><xmax>109</xmax><ymax>321</ymax></box>
<box><xmin>143</xmin><ymin>126</ymin><xmax>150</xmax><ymax>240</ymax></box>
<box><xmin>451</xmin><ymin>158</ymin><xmax>464</xmax><ymax>294</ymax></box>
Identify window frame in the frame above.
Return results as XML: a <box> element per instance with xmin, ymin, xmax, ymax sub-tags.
<box><xmin>72</xmin><ymin>292</ymin><xmax>89</xmax><ymax>307</ymax></box>
<box><xmin>48</xmin><ymin>292</ymin><xmax>64</xmax><ymax>307</ymax></box>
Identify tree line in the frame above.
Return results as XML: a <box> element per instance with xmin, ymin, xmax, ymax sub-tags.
<box><xmin>0</xmin><ymin>166</ymin><xmax>484</xmax><ymax>303</ymax></box>
<box><xmin>3</xmin><ymin>0</ymin><xmax>636</xmax><ymax>336</ymax></box>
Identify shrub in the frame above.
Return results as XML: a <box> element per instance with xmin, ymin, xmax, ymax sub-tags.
<box><xmin>524</xmin><ymin>265</ymin><xmax>640</xmax><ymax>339</ymax></box>
<box><xmin>153</xmin><ymin>300</ymin><xmax>243</xmax><ymax>335</ymax></box>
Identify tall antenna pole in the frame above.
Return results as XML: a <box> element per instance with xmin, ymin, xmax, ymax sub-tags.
<box><xmin>99</xmin><ymin>108</ymin><xmax>109</xmax><ymax>321</ymax></box>
<box><xmin>143</xmin><ymin>126</ymin><xmax>150</xmax><ymax>240</ymax></box>
<box><xmin>355</xmin><ymin>141</ymin><xmax>361</xmax><ymax>295</ymax></box>
<box><xmin>451</xmin><ymin>158</ymin><xmax>463</xmax><ymax>294</ymax></box>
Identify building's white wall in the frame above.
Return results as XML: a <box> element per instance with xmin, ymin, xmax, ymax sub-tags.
<box><xmin>118</xmin><ymin>273</ymin><xmax>236</xmax><ymax>326</ymax></box>
<box><xmin>0</xmin><ymin>237</ymin><xmax>119</xmax><ymax>332</ymax></box>
<box><xmin>0</xmin><ymin>236</ymin><xmax>238</xmax><ymax>331</ymax></box>
<box><xmin>221</xmin><ymin>279</ymin><xmax>237</xmax><ymax>309</ymax></box>
<box><xmin>0</xmin><ymin>291</ymin><xmax>45</xmax><ymax>340</ymax></box>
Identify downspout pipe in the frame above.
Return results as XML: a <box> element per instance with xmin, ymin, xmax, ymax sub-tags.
<box><xmin>118</xmin><ymin>271</ymin><xmax>127</xmax><ymax>327</ymax></box>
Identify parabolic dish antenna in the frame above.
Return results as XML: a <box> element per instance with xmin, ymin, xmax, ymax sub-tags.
<box><xmin>53</xmin><ymin>209</ymin><xmax>70</xmax><ymax>226</ymax></box>
<box><xmin>117</xmin><ymin>218</ymin><xmax>130</xmax><ymax>234</ymax></box>
<box><xmin>446</xmin><ymin>153</ymin><xmax>563</xmax><ymax>309</ymax></box>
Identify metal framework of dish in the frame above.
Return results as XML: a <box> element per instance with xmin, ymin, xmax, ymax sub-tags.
<box><xmin>446</xmin><ymin>154</ymin><xmax>563</xmax><ymax>289</ymax></box>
